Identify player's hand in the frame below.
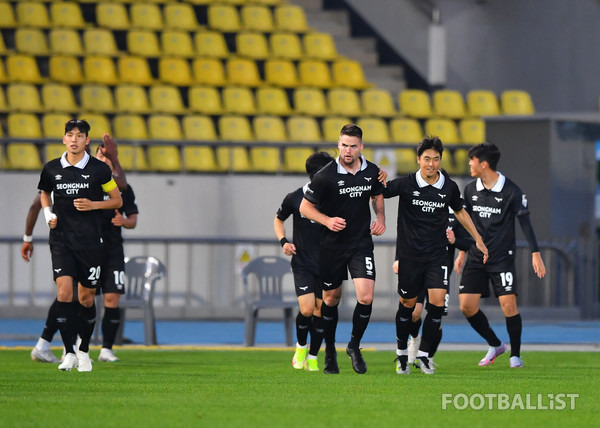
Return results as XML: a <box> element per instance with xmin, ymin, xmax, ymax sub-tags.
<box><xmin>377</xmin><ymin>169</ymin><xmax>388</xmax><ymax>185</ymax></box>
<box><xmin>100</xmin><ymin>133</ymin><xmax>118</xmax><ymax>161</ymax></box>
<box><xmin>392</xmin><ymin>260</ymin><xmax>399</xmax><ymax>274</ymax></box>
<box><xmin>73</xmin><ymin>198</ymin><xmax>94</xmax><ymax>211</ymax></box>
<box><xmin>48</xmin><ymin>217</ymin><xmax>58</xmax><ymax>229</ymax></box>
<box><xmin>476</xmin><ymin>239</ymin><xmax>489</xmax><ymax>264</ymax></box>
<box><xmin>21</xmin><ymin>242</ymin><xmax>33</xmax><ymax>262</ymax></box>
<box><xmin>532</xmin><ymin>252</ymin><xmax>546</xmax><ymax>278</ymax></box>
<box><xmin>446</xmin><ymin>228</ymin><xmax>456</xmax><ymax>244</ymax></box>
<box><xmin>111</xmin><ymin>210</ymin><xmax>125</xmax><ymax>226</ymax></box>
<box><xmin>282</xmin><ymin>242</ymin><xmax>297</xmax><ymax>256</ymax></box>
<box><xmin>454</xmin><ymin>252</ymin><xmax>466</xmax><ymax>274</ymax></box>
<box><xmin>327</xmin><ymin>217</ymin><xmax>346</xmax><ymax>232</ymax></box>
<box><xmin>370</xmin><ymin>219</ymin><xmax>385</xmax><ymax>236</ymax></box>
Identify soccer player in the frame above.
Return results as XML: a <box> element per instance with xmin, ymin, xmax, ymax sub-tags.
<box><xmin>383</xmin><ymin>136</ymin><xmax>488</xmax><ymax>375</ymax></box>
<box><xmin>454</xmin><ymin>142</ymin><xmax>546</xmax><ymax>368</ymax></box>
<box><xmin>299</xmin><ymin>124</ymin><xmax>386</xmax><ymax>375</ymax></box>
<box><xmin>38</xmin><ymin>119</ymin><xmax>122</xmax><ymax>371</ymax></box>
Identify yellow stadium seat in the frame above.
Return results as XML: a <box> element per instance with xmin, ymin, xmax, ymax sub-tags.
<box><xmin>16</xmin><ymin>2</ymin><xmax>50</xmax><ymax>28</ymax></box>
<box><xmin>8</xmin><ymin>113</ymin><xmax>42</xmax><ymax>138</ymax></box>
<box><xmin>328</xmin><ymin>88</ymin><xmax>362</xmax><ymax>117</ymax></box>
<box><xmin>130</xmin><ymin>3</ymin><xmax>163</xmax><ymax>31</ymax></box>
<box><xmin>147</xmin><ymin>121</ymin><xmax>183</xmax><ymax>171</ymax></box>
<box><xmin>270</xmin><ymin>32</ymin><xmax>303</xmax><ymax>60</ymax></box>
<box><xmin>395</xmin><ymin>148</ymin><xmax>417</xmax><ymax>174</ymax></box>
<box><xmin>149</xmin><ymin>85</ymin><xmax>186</xmax><ymax>114</ymax></box>
<box><xmin>183</xmin><ymin>145</ymin><xmax>221</xmax><ymax>173</ymax></box>
<box><xmin>322</xmin><ymin>116</ymin><xmax>351</xmax><ymax>142</ymax></box>
<box><xmin>79</xmin><ymin>113</ymin><xmax>112</xmax><ymax>136</ymax></box>
<box><xmin>7</xmin><ymin>143</ymin><xmax>42</xmax><ymax>170</ymax></box>
<box><xmin>49</xmin><ymin>29</ymin><xmax>83</xmax><ymax>56</ymax></box>
<box><xmin>236</xmin><ymin>32</ymin><xmax>270</xmax><ymax>60</ymax></box>
<box><xmin>361</xmin><ymin>88</ymin><xmax>397</xmax><ymax>118</ymax></box>
<box><xmin>45</xmin><ymin>143</ymin><xmax>66</xmax><ymax>162</ymax></box>
<box><xmin>425</xmin><ymin>119</ymin><xmax>460</xmax><ymax>144</ymax></box>
<box><xmin>164</xmin><ymin>3</ymin><xmax>199</xmax><ymax>31</ymax></box>
<box><xmin>113</xmin><ymin>114</ymin><xmax>148</xmax><ymax>140</ymax></box>
<box><xmin>332</xmin><ymin>59</ymin><xmax>371</xmax><ymax>89</ymax></box>
<box><xmin>96</xmin><ymin>3</ymin><xmax>130</xmax><ymax>30</ymax></box>
<box><xmin>49</xmin><ymin>55</ymin><xmax>84</xmax><ymax>85</ymax></box>
<box><xmin>161</xmin><ymin>31</ymin><xmax>195</xmax><ymax>58</ymax></box>
<box><xmin>42</xmin><ymin>83</ymin><xmax>78</xmax><ymax>112</ymax></box>
<box><xmin>194</xmin><ymin>31</ymin><xmax>229</xmax><ymax>58</ymax></box>
<box><xmin>390</xmin><ymin>118</ymin><xmax>423</xmax><ymax>142</ymax></box>
<box><xmin>256</xmin><ymin>87</ymin><xmax>292</xmax><ymax>116</ymax></box>
<box><xmin>42</xmin><ymin>113</ymin><xmax>71</xmax><ymax>138</ymax></box>
<box><xmin>459</xmin><ymin>118</ymin><xmax>485</xmax><ymax>144</ymax></box>
<box><xmin>274</xmin><ymin>5</ymin><xmax>309</xmax><ymax>33</ymax></box>
<box><xmin>293</xmin><ymin>87</ymin><xmax>328</xmax><ymax>116</ymax></box>
<box><xmin>188</xmin><ymin>86</ymin><xmax>223</xmax><ymax>115</ymax></box>
<box><xmin>357</xmin><ymin>118</ymin><xmax>390</xmax><ymax>144</ymax></box>
<box><xmin>298</xmin><ymin>60</ymin><xmax>332</xmax><ymax>89</ymax></box>
<box><xmin>303</xmin><ymin>32</ymin><xmax>338</xmax><ymax>61</ymax></box>
<box><xmin>83</xmin><ymin>29</ymin><xmax>119</xmax><ymax>56</ymax></box>
<box><xmin>450</xmin><ymin>148</ymin><xmax>470</xmax><ymax>176</ymax></box>
<box><xmin>226</xmin><ymin>58</ymin><xmax>262</xmax><ymax>86</ymax></box>
<box><xmin>399</xmin><ymin>89</ymin><xmax>433</xmax><ymax>119</ymax></box>
<box><xmin>0</xmin><ymin>86</ymin><xmax>7</xmax><ymax>112</ymax></box>
<box><xmin>241</xmin><ymin>5</ymin><xmax>274</xmax><ymax>32</ymax></box>
<box><xmin>433</xmin><ymin>89</ymin><xmax>467</xmax><ymax>119</ymax></box>
<box><xmin>0</xmin><ymin>2</ymin><xmax>16</xmax><ymax>28</ymax></box>
<box><xmin>264</xmin><ymin>59</ymin><xmax>300</xmax><ymax>88</ymax></box>
<box><xmin>80</xmin><ymin>85</ymin><xmax>115</xmax><ymax>113</ymax></box>
<box><xmin>159</xmin><ymin>57</ymin><xmax>193</xmax><ymax>86</ymax></box>
<box><xmin>115</xmin><ymin>144</ymin><xmax>149</xmax><ymax>171</ymax></box>
<box><xmin>223</xmin><ymin>87</ymin><xmax>257</xmax><ymax>115</ymax></box>
<box><xmin>115</xmin><ymin>84</ymin><xmax>150</xmax><ymax>114</ymax></box>
<box><xmin>15</xmin><ymin>28</ymin><xmax>48</xmax><ymax>55</ymax></box>
<box><xmin>217</xmin><ymin>115</ymin><xmax>253</xmax><ymax>172</ymax></box>
<box><xmin>84</xmin><ymin>56</ymin><xmax>118</xmax><ymax>85</ymax></box>
<box><xmin>7</xmin><ymin>83</ymin><xmax>42</xmax><ymax>112</ymax></box>
<box><xmin>252</xmin><ymin>116</ymin><xmax>286</xmax><ymax>172</ymax></box>
<box><xmin>118</xmin><ymin>56</ymin><xmax>153</xmax><ymax>86</ymax></box>
<box><xmin>127</xmin><ymin>30</ymin><xmax>161</xmax><ymax>57</ymax></box>
<box><xmin>182</xmin><ymin>115</ymin><xmax>218</xmax><ymax>141</ymax></box>
<box><xmin>192</xmin><ymin>58</ymin><xmax>227</xmax><ymax>86</ymax></box>
<box><xmin>208</xmin><ymin>5</ymin><xmax>240</xmax><ymax>33</ymax></box>
<box><xmin>0</xmin><ymin>32</ymin><xmax>6</xmax><ymax>54</ymax></box>
<box><xmin>7</xmin><ymin>55</ymin><xmax>44</xmax><ymax>84</ymax></box>
<box><xmin>467</xmin><ymin>90</ymin><xmax>500</xmax><ymax>117</ymax></box>
<box><xmin>247</xmin><ymin>0</ymin><xmax>284</xmax><ymax>5</ymax></box>
<box><xmin>50</xmin><ymin>2</ymin><xmax>87</xmax><ymax>29</ymax></box>
<box><xmin>501</xmin><ymin>90</ymin><xmax>535</xmax><ymax>115</ymax></box>
<box><xmin>287</xmin><ymin>116</ymin><xmax>322</xmax><ymax>142</ymax></box>
<box><xmin>283</xmin><ymin>147</ymin><xmax>316</xmax><ymax>173</ymax></box>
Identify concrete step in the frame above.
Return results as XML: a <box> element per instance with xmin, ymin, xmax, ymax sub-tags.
<box><xmin>335</xmin><ymin>37</ymin><xmax>378</xmax><ymax>66</ymax></box>
<box><xmin>304</xmin><ymin>10</ymin><xmax>350</xmax><ymax>37</ymax></box>
<box><xmin>289</xmin><ymin>0</ymin><xmax>323</xmax><ymax>11</ymax></box>
<box><xmin>364</xmin><ymin>65</ymin><xmax>406</xmax><ymax>95</ymax></box>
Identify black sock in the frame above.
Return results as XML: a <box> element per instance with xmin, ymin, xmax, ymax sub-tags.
<box><xmin>321</xmin><ymin>302</ymin><xmax>338</xmax><ymax>353</ymax></box>
<box><xmin>348</xmin><ymin>302</ymin><xmax>372</xmax><ymax>349</ymax></box>
<box><xmin>295</xmin><ymin>312</ymin><xmax>311</xmax><ymax>346</ymax></box>
<box><xmin>309</xmin><ymin>315</ymin><xmax>324</xmax><ymax>356</ymax></box>
<box><xmin>467</xmin><ymin>310</ymin><xmax>502</xmax><ymax>347</ymax></box>
<box><xmin>56</xmin><ymin>301</ymin><xmax>75</xmax><ymax>354</ymax></box>
<box><xmin>395</xmin><ymin>302</ymin><xmax>414</xmax><ymax>350</ymax></box>
<box><xmin>430</xmin><ymin>327</ymin><xmax>442</xmax><ymax>357</ymax></box>
<box><xmin>506</xmin><ymin>313</ymin><xmax>522</xmax><ymax>357</ymax></box>
<box><xmin>409</xmin><ymin>317</ymin><xmax>422</xmax><ymax>338</ymax></box>
<box><xmin>420</xmin><ymin>304</ymin><xmax>444</xmax><ymax>355</ymax></box>
<box><xmin>77</xmin><ymin>303</ymin><xmax>96</xmax><ymax>353</ymax></box>
<box><xmin>102</xmin><ymin>307</ymin><xmax>121</xmax><ymax>350</ymax></box>
<box><xmin>41</xmin><ymin>299</ymin><xmax>60</xmax><ymax>342</ymax></box>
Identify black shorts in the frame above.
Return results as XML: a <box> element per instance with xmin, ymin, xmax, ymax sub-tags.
<box><xmin>319</xmin><ymin>246</ymin><xmax>375</xmax><ymax>291</ymax></box>
<box><xmin>96</xmin><ymin>245</ymin><xmax>125</xmax><ymax>295</ymax></box>
<box><xmin>416</xmin><ymin>288</ymin><xmax>449</xmax><ymax>316</ymax></box>
<box><xmin>292</xmin><ymin>268</ymin><xmax>322</xmax><ymax>299</ymax></box>
<box><xmin>396</xmin><ymin>257</ymin><xmax>449</xmax><ymax>299</ymax></box>
<box><xmin>459</xmin><ymin>259</ymin><xmax>518</xmax><ymax>298</ymax></box>
<box><xmin>50</xmin><ymin>243</ymin><xmax>106</xmax><ymax>289</ymax></box>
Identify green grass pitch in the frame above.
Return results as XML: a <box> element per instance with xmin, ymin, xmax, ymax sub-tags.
<box><xmin>1</xmin><ymin>348</ymin><xmax>598</xmax><ymax>427</ymax></box>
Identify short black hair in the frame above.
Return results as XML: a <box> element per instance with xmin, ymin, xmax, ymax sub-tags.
<box><xmin>340</xmin><ymin>123</ymin><xmax>362</xmax><ymax>140</ymax></box>
<box><xmin>306</xmin><ymin>152</ymin><xmax>333</xmax><ymax>179</ymax></box>
<box><xmin>64</xmin><ymin>119</ymin><xmax>91</xmax><ymax>137</ymax></box>
<box><xmin>417</xmin><ymin>136</ymin><xmax>444</xmax><ymax>158</ymax></box>
<box><xmin>468</xmin><ymin>142</ymin><xmax>501</xmax><ymax>170</ymax></box>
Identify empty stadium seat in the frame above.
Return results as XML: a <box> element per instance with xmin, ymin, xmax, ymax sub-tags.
<box><xmin>113</xmin><ymin>114</ymin><xmax>148</xmax><ymax>140</ymax></box>
<box><xmin>399</xmin><ymin>89</ymin><xmax>433</xmax><ymax>119</ymax></box>
<box><xmin>147</xmin><ymin>118</ymin><xmax>183</xmax><ymax>172</ymax></box>
<box><xmin>188</xmin><ymin>86</ymin><xmax>223</xmax><ymax>115</ymax></box>
<box><xmin>159</xmin><ymin>57</ymin><xmax>194</xmax><ymax>86</ymax></box>
<box><xmin>8</xmin><ymin>113</ymin><xmax>42</xmax><ymax>139</ymax></box>
<box><xmin>49</xmin><ymin>29</ymin><xmax>83</xmax><ymax>56</ymax></box>
<box><xmin>118</xmin><ymin>56</ymin><xmax>153</xmax><ymax>86</ymax></box>
<box><xmin>96</xmin><ymin>3</ymin><xmax>130</xmax><ymax>30</ymax></box>
<box><xmin>322</xmin><ymin>116</ymin><xmax>351</xmax><ymax>142</ymax></box>
<box><xmin>127</xmin><ymin>30</ymin><xmax>161</xmax><ymax>57</ymax></box>
<box><xmin>0</xmin><ymin>2</ymin><xmax>16</xmax><ymax>28</ymax></box>
<box><xmin>293</xmin><ymin>87</ymin><xmax>328</xmax><ymax>116</ymax></box>
<box><xmin>227</xmin><ymin>58</ymin><xmax>262</xmax><ymax>86</ymax></box>
<box><xmin>83</xmin><ymin>29</ymin><xmax>119</xmax><ymax>56</ymax></box>
<box><xmin>183</xmin><ymin>145</ymin><xmax>221</xmax><ymax>173</ymax></box>
<box><xmin>42</xmin><ymin>113</ymin><xmax>71</xmax><ymax>138</ymax></box>
<box><xmin>217</xmin><ymin>115</ymin><xmax>253</xmax><ymax>172</ymax></box>
<box><xmin>150</xmin><ymin>85</ymin><xmax>186</xmax><ymax>114</ymax></box>
<box><xmin>42</xmin><ymin>83</ymin><xmax>78</xmax><ymax>112</ymax></box>
<box><xmin>164</xmin><ymin>3</ymin><xmax>199</xmax><ymax>31</ymax></box>
<box><xmin>236</xmin><ymin>32</ymin><xmax>270</xmax><ymax>60</ymax></box>
<box><xmin>114</xmin><ymin>144</ymin><xmax>149</xmax><ymax>171</ymax></box>
<box><xmin>467</xmin><ymin>90</ymin><xmax>500</xmax><ymax>117</ymax></box>
<box><xmin>332</xmin><ymin>59</ymin><xmax>371</xmax><ymax>89</ymax></box>
<box><xmin>269</xmin><ymin>32</ymin><xmax>303</xmax><ymax>60</ymax></box>
<box><xmin>424</xmin><ymin>119</ymin><xmax>460</xmax><ymax>144</ymax></box>
<box><xmin>459</xmin><ymin>118</ymin><xmax>485</xmax><ymax>144</ymax></box>
<box><xmin>80</xmin><ymin>84</ymin><xmax>115</xmax><ymax>113</ymax></box>
<box><xmin>7</xmin><ymin>83</ymin><xmax>42</xmax><ymax>112</ymax></box>
<box><xmin>162</xmin><ymin>31</ymin><xmax>195</xmax><ymax>58</ymax></box>
<box><xmin>115</xmin><ymin>84</ymin><xmax>151</xmax><ymax>114</ymax></box>
<box><xmin>7</xmin><ymin>55</ymin><xmax>44</xmax><ymax>83</ymax></box>
<box><xmin>328</xmin><ymin>88</ymin><xmax>362</xmax><ymax>117</ymax></box>
<box><xmin>0</xmin><ymin>86</ymin><xmax>7</xmax><ymax>112</ymax></box>
<box><xmin>208</xmin><ymin>5</ymin><xmax>241</xmax><ymax>33</ymax></box>
<box><xmin>85</xmin><ymin>56</ymin><xmax>119</xmax><ymax>85</ymax></box>
<box><xmin>49</xmin><ymin>55</ymin><xmax>84</xmax><ymax>85</ymax></box>
<box><xmin>241</xmin><ymin>5</ymin><xmax>274</xmax><ymax>32</ymax></box>
<box><xmin>222</xmin><ymin>87</ymin><xmax>257</xmax><ymax>115</ymax></box>
<box><xmin>274</xmin><ymin>5</ymin><xmax>309</xmax><ymax>33</ymax></box>
<box><xmin>433</xmin><ymin>89</ymin><xmax>467</xmax><ymax>119</ymax></box>
<box><xmin>298</xmin><ymin>60</ymin><xmax>332</xmax><ymax>89</ymax></box>
<box><xmin>303</xmin><ymin>32</ymin><xmax>338</xmax><ymax>61</ymax></box>
<box><xmin>287</xmin><ymin>116</ymin><xmax>322</xmax><ymax>142</ymax></box>
<box><xmin>182</xmin><ymin>115</ymin><xmax>218</xmax><ymax>141</ymax></box>
<box><xmin>357</xmin><ymin>118</ymin><xmax>390</xmax><ymax>144</ymax></box>
<box><xmin>194</xmin><ymin>31</ymin><xmax>229</xmax><ymax>58</ymax></box>
<box><xmin>44</xmin><ymin>143</ymin><xmax>67</xmax><ymax>162</ymax></box>
<box><xmin>16</xmin><ymin>2</ymin><xmax>50</xmax><ymax>28</ymax></box>
<box><xmin>501</xmin><ymin>90</ymin><xmax>535</xmax><ymax>115</ymax></box>
<box><xmin>50</xmin><ymin>1</ymin><xmax>87</xmax><ymax>29</ymax></box>
<box><xmin>79</xmin><ymin>113</ymin><xmax>112</xmax><ymax>136</ymax></box>
<box><xmin>389</xmin><ymin>118</ymin><xmax>423</xmax><ymax>143</ymax></box>
<box><xmin>252</xmin><ymin>116</ymin><xmax>286</xmax><ymax>172</ymax></box>
<box><xmin>130</xmin><ymin>3</ymin><xmax>163</xmax><ymax>31</ymax></box>
<box><xmin>264</xmin><ymin>59</ymin><xmax>300</xmax><ymax>88</ymax></box>
<box><xmin>256</xmin><ymin>87</ymin><xmax>292</xmax><ymax>116</ymax></box>
<box><xmin>15</xmin><ymin>28</ymin><xmax>48</xmax><ymax>55</ymax></box>
<box><xmin>6</xmin><ymin>143</ymin><xmax>42</xmax><ymax>170</ymax></box>
<box><xmin>192</xmin><ymin>58</ymin><xmax>227</xmax><ymax>86</ymax></box>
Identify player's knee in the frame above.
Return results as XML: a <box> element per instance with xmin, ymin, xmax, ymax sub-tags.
<box><xmin>104</xmin><ymin>293</ymin><xmax>120</xmax><ymax>308</ymax></box>
<box><xmin>460</xmin><ymin>303</ymin><xmax>477</xmax><ymax>318</ymax></box>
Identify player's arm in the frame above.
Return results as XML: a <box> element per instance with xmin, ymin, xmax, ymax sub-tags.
<box><xmin>454</xmin><ymin>250</ymin><xmax>466</xmax><ymax>274</ymax></box>
<box><xmin>40</xmin><ymin>191</ymin><xmax>57</xmax><ymax>229</ymax></box>
<box><xmin>112</xmin><ymin>211</ymin><xmax>137</xmax><ymax>229</ymax></box>
<box><xmin>74</xmin><ymin>182</ymin><xmax>122</xmax><ymax>211</ymax></box>
<box><xmin>21</xmin><ymin>194</ymin><xmax>42</xmax><ymax>262</ymax></box>
<box><xmin>518</xmin><ymin>214</ymin><xmax>546</xmax><ymax>278</ymax></box>
<box><xmin>454</xmin><ymin>208</ymin><xmax>488</xmax><ymax>263</ymax></box>
<box><xmin>370</xmin><ymin>194</ymin><xmax>385</xmax><ymax>236</ymax></box>
<box><xmin>299</xmin><ymin>198</ymin><xmax>345</xmax><ymax>232</ymax></box>
<box><xmin>274</xmin><ymin>216</ymin><xmax>296</xmax><ymax>256</ymax></box>
<box><xmin>99</xmin><ymin>133</ymin><xmax>128</xmax><ymax>191</ymax></box>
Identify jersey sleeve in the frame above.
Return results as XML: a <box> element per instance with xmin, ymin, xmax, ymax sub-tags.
<box><xmin>276</xmin><ymin>193</ymin><xmax>294</xmax><ymax>221</ymax></box>
<box><xmin>515</xmin><ymin>189</ymin><xmax>531</xmax><ymax>217</ymax></box>
<box><xmin>121</xmin><ymin>185</ymin><xmax>139</xmax><ymax>217</ymax></box>
<box><xmin>303</xmin><ymin>173</ymin><xmax>325</xmax><ymax>205</ymax></box>
<box><xmin>448</xmin><ymin>181</ymin><xmax>465</xmax><ymax>212</ymax></box>
<box><xmin>37</xmin><ymin>164</ymin><xmax>53</xmax><ymax>193</ymax></box>
<box><xmin>382</xmin><ymin>177</ymin><xmax>401</xmax><ymax>199</ymax></box>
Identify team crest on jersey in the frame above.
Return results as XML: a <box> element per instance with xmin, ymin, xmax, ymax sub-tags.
<box><xmin>495</xmin><ymin>197</ymin><xmax>503</xmax><ymax>203</ymax></box>
<box><xmin>413</xmin><ymin>191</ymin><xmax>420</xmax><ymax>197</ymax></box>
<box><xmin>82</xmin><ymin>174</ymin><xmax>90</xmax><ymax>179</ymax></box>
<box><xmin>364</xmin><ymin>177</ymin><xmax>372</xmax><ymax>182</ymax></box>
<box><xmin>55</xmin><ymin>174</ymin><xmax>62</xmax><ymax>180</ymax></box>
<box><xmin>337</xmin><ymin>180</ymin><xmax>345</xmax><ymax>186</ymax></box>
<box><xmin>522</xmin><ymin>195</ymin><xmax>528</xmax><ymax>207</ymax></box>
<box><xmin>438</xmin><ymin>193</ymin><xmax>446</xmax><ymax>199</ymax></box>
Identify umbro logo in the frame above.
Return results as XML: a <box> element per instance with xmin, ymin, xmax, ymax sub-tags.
<box><xmin>82</xmin><ymin>174</ymin><xmax>90</xmax><ymax>179</ymax></box>
<box><xmin>364</xmin><ymin>177</ymin><xmax>372</xmax><ymax>182</ymax></box>
<box><xmin>299</xmin><ymin>286</ymin><xmax>308</xmax><ymax>291</ymax></box>
<box><xmin>472</xmin><ymin>195</ymin><xmax>478</xmax><ymax>201</ymax></box>
<box><xmin>366</xmin><ymin>270</ymin><xmax>373</xmax><ymax>276</ymax></box>
<box><xmin>54</xmin><ymin>268</ymin><xmax>61</xmax><ymax>273</ymax></box>
<box><xmin>438</xmin><ymin>193</ymin><xmax>446</xmax><ymax>198</ymax></box>
<box><xmin>413</xmin><ymin>191</ymin><xmax>420</xmax><ymax>197</ymax></box>
<box><xmin>55</xmin><ymin>174</ymin><xmax>62</xmax><ymax>180</ymax></box>
<box><xmin>337</xmin><ymin>180</ymin><xmax>345</xmax><ymax>186</ymax></box>
<box><xmin>495</xmin><ymin>197</ymin><xmax>503</xmax><ymax>203</ymax></box>
<box><xmin>522</xmin><ymin>195</ymin><xmax>528</xmax><ymax>207</ymax></box>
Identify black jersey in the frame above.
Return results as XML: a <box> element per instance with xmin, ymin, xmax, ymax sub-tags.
<box><xmin>463</xmin><ymin>173</ymin><xmax>529</xmax><ymax>268</ymax></box>
<box><xmin>101</xmin><ymin>184</ymin><xmax>139</xmax><ymax>248</ymax></box>
<box><xmin>38</xmin><ymin>152</ymin><xmax>116</xmax><ymax>251</ymax></box>
<box><xmin>447</xmin><ymin>211</ymin><xmax>473</xmax><ymax>268</ymax></box>
<box><xmin>276</xmin><ymin>184</ymin><xmax>322</xmax><ymax>275</ymax></box>
<box><xmin>303</xmin><ymin>156</ymin><xmax>384</xmax><ymax>250</ymax></box>
<box><xmin>383</xmin><ymin>170</ymin><xmax>464</xmax><ymax>261</ymax></box>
